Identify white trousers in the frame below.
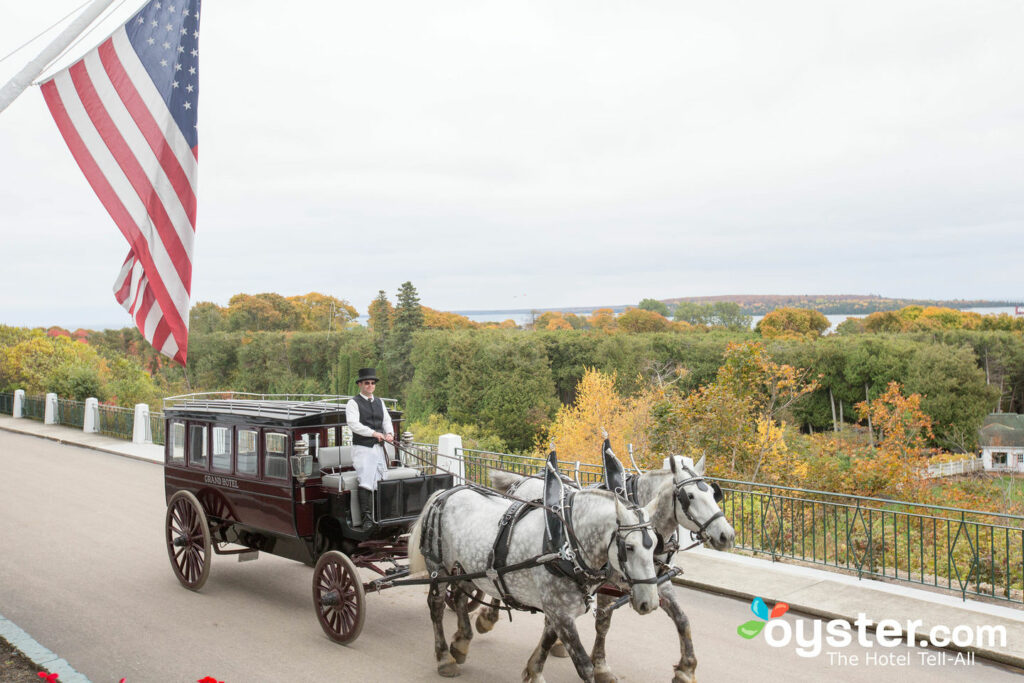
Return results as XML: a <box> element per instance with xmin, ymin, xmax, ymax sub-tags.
<box><xmin>353</xmin><ymin>443</ymin><xmax>388</xmax><ymax>491</ymax></box>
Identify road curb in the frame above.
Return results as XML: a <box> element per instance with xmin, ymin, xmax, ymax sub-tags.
<box><xmin>0</xmin><ymin>612</ymin><xmax>91</xmax><ymax>683</ymax></box>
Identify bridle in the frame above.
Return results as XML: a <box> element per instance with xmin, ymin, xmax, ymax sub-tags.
<box><xmin>608</xmin><ymin>506</ymin><xmax>660</xmax><ymax>587</ymax></box>
<box><xmin>553</xmin><ymin>489</ymin><xmax>660</xmax><ymax>589</ymax></box>
<box><xmin>671</xmin><ymin>460</ymin><xmax>726</xmax><ymax>545</ymax></box>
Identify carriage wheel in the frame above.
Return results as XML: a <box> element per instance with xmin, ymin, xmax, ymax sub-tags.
<box><xmin>313</xmin><ymin>550</ymin><xmax>365</xmax><ymax>645</ymax></box>
<box><xmin>445</xmin><ymin>585</ymin><xmax>487</xmax><ymax>613</ymax></box>
<box><xmin>165</xmin><ymin>491</ymin><xmax>212</xmax><ymax>591</ymax></box>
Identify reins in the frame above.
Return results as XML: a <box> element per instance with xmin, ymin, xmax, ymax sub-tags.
<box><xmin>389</xmin><ymin>441</ymin><xmax>657</xmax><ymax>595</ymax></box>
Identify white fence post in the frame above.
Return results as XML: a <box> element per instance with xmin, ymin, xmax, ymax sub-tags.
<box><xmin>437</xmin><ymin>433</ymin><xmax>465</xmax><ymax>482</ymax></box>
<box><xmin>44</xmin><ymin>393</ymin><xmax>58</xmax><ymax>424</ymax></box>
<box><xmin>133</xmin><ymin>403</ymin><xmax>152</xmax><ymax>444</ymax></box>
<box><xmin>83</xmin><ymin>398</ymin><xmax>100</xmax><ymax>433</ymax></box>
<box><xmin>12</xmin><ymin>389</ymin><xmax>24</xmax><ymax>418</ymax></box>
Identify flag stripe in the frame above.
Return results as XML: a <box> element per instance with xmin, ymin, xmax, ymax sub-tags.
<box><xmin>113</xmin><ymin>253</ymin><xmax>135</xmax><ymax>302</ymax></box>
<box><xmin>101</xmin><ymin>36</ymin><xmax>197</xmax><ymax>226</ymax></box>
<box><xmin>46</xmin><ymin>70</ymin><xmax>189</xmax><ymax>350</ymax></box>
<box><xmin>70</xmin><ymin>55</ymin><xmax>192</xmax><ymax>287</ymax></box>
<box><xmin>110</xmin><ymin>30</ymin><xmax>199</xmax><ymax>167</ymax></box>
<box><xmin>83</xmin><ymin>45</ymin><xmax>196</xmax><ymax>281</ymax></box>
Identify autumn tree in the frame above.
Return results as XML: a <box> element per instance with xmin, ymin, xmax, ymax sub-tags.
<box><xmin>286</xmin><ymin>292</ymin><xmax>358</xmax><ymax>331</ymax></box>
<box><xmin>650</xmin><ymin>341</ymin><xmax>818</xmax><ymax>482</ymax></box>
<box><xmin>423</xmin><ymin>307</ymin><xmax>477</xmax><ymax>330</ymax></box>
<box><xmin>587</xmin><ymin>308</ymin><xmax>618</xmax><ymax>333</ymax></box>
<box><xmin>617</xmin><ymin>308</ymin><xmax>672</xmax><ymax>333</ymax></box>
<box><xmin>755</xmin><ymin>307</ymin><xmax>830</xmax><ymax>339</ymax></box>
<box><xmin>535</xmin><ymin>312</ymin><xmax>572</xmax><ymax>331</ymax></box>
<box><xmin>540</xmin><ymin>368</ymin><xmax>659</xmax><ymax>464</ymax></box>
<box><xmin>225</xmin><ymin>293</ymin><xmax>302</xmax><ymax>332</ymax></box>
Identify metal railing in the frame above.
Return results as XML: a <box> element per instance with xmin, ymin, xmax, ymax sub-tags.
<box><xmin>97</xmin><ymin>403</ymin><xmax>135</xmax><ymax>440</ymax></box>
<box><xmin>720</xmin><ymin>478</ymin><xmax>1024</xmax><ymax>604</ymax></box>
<box><xmin>20</xmin><ymin>394</ymin><xmax>45</xmax><ymax>420</ymax></box>
<box><xmin>0</xmin><ymin>392</ymin><xmax>13</xmax><ymax>415</ymax></box>
<box><xmin>457</xmin><ymin>447</ymin><xmax>604</xmax><ymax>486</ymax></box>
<box><xmin>151</xmin><ymin>411</ymin><xmax>165</xmax><ymax>446</ymax></box>
<box><xmin>56</xmin><ymin>398</ymin><xmax>86</xmax><ymax>429</ymax></box>
<box><xmin>437</xmin><ymin>443</ymin><xmax>1024</xmax><ymax>605</ymax></box>
<box><xmin>404</xmin><ymin>442</ymin><xmax>439</xmax><ymax>472</ymax></box>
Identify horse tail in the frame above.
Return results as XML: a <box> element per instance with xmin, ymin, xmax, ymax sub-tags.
<box><xmin>408</xmin><ymin>488</ymin><xmax>449</xmax><ymax>574</ymax></box>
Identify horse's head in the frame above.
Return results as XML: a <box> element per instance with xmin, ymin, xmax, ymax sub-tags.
<box><xmin>609</xmin><ymin>499</ymin><xmax>659</xmax><ymax>614</ymax></box>
<box><xmin>667</xmin><ymin>455</ymin><xmax>735</xmax><ymax>551</ymax></box>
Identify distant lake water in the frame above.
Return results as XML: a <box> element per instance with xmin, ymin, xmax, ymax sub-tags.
<box><xmin>357</xmin><ymin>306</ymin><xmax>1020</xmax><ymax>330</ymax></box>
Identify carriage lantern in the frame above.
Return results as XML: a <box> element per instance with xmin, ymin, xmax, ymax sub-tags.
<box><xmin>291</xmin><ymin>440</ymin><xmax>313</xmax><ymax>504</ymax></box>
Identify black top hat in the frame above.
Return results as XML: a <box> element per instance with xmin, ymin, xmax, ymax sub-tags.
<box><xmin>356</xmin><ymin>367</ymin><xmax>379</xmax><ymax>383</ymax></box>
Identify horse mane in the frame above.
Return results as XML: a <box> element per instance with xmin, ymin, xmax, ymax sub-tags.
<box><xmin>488</xmin><ymin>469</ymin><xmax>524</xmax><ymax>491</ymax></box>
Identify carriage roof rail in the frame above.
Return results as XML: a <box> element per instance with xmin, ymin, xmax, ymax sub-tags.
<box><xmin>161</xmin><ymin>392</ymin><xmax>398</xmax><ymax>420</ymax></box>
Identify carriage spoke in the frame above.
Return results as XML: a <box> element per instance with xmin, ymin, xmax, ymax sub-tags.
<box><xmin>313</xmin><ymin>551</ymin><xmax>365</xmax><ymax>644</ymax></box>
<box><xmin>165</xmin><ymin>492</ymin><xmax>211</xmax><ymax>591</ymax></box>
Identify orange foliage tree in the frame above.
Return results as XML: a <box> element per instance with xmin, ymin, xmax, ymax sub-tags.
<box><xmin>539</xmin><ymin>368</ymin><xmax>659</xmax><ymax>466</ymax></box>
<box><xmin>755</xmin><ymin>307</ymin><xmax>829</xmax><ymax>339</ymax></box>
<box><xmin>617</xmin><ymin>308</ymin><xmax>673</xmax><ymax>333</ymax></box>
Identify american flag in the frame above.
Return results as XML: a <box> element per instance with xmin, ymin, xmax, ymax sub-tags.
<box><xmin>40</xmin><ymin>0</ymin><xmax>201</xmax><ymax>365</ymax></box>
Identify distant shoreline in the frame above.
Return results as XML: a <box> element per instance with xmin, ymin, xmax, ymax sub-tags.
<box><xmin>454</xmin><ymin>297</ymin><xmax>1021</xmax><ymax>319</ymax></box>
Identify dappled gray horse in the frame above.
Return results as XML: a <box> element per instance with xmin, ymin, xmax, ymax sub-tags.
<box><xmin>484</xmin><ymin>454</ymin><xmax>735</xmax><ymax>683</ymax></box>
<box><xmin>408</xmin><ymin>472</ymin><xmax>664</xmax><ymax>682</ymax></box>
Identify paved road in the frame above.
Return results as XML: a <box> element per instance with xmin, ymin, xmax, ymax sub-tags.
<box><xmin>1</xmin><ymin>430</ymin><xmax>1022</xmax><ymax>682</ymax></box>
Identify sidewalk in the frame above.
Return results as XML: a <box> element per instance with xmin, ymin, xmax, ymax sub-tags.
<box><xmin>0</xmin><ymin>415</ymin><xmax>163</xmax><ymax>464</ymax></box>
<box><xmin>2</xmin><ymin>415</ymin><xmax>1024</xmax><ymax>670</ymax></box>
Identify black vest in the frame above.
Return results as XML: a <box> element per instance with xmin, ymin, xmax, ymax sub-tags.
<box><xmin>352</xmin><ymin>395</ymin><xmax>384</xmax><ymax>447</ymax></box>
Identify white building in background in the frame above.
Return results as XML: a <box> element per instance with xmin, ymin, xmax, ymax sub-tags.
<box><xmin>979</xmin><ymin>413</ymin><xmax>1024</xmax><ymax>473</ymax></box>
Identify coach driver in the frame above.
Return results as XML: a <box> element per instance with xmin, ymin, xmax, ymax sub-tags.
<box><xmin>345</xmin><ymin>368</ymin><xmax>394</xmax><ymax>530</ymax></box>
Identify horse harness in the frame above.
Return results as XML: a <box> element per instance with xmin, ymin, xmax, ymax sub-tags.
<box><xmin>418</xmin><ymin>482</ymin><xmax>659</xmax><ymax>614</ymax></box>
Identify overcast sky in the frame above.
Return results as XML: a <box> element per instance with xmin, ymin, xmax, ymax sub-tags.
<box><xmin>1</xmin><ymin>0</ymin><xmax>1022</xmax><ymax>330</ymax></box>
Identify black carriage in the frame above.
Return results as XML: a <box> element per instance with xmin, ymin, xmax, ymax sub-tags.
<box><xmin>161</xmin><ymin>393</ymin><xmax>454</xmax><ymax>643</ymax></box>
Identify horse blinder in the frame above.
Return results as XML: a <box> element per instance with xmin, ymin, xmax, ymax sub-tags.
<box><xmin>710</xmin><ymin>481</ymin><xmax>724</xmax><ymax>504</ymax></box>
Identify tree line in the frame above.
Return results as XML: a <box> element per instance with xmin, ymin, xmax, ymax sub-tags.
<box><xmin>3</xmin><ymin>287</ymin><xmax>1022</xmax><ymax>461</ymax></box>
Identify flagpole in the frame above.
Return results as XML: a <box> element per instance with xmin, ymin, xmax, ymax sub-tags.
<box><xmin>0</xmin><ymin>0</ymin><xmax>119</xmax><ymax>114</ymax></box>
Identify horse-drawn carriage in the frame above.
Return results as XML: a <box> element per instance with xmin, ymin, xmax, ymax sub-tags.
<box><xmin>162</xmin><ymin>393</ymin><xmax>733</xmax><ymax>680</ymax></box>
<box><xmin>161</xmin><ymin>392</ymin><xmax>454</xmax><ymax>643</ymax></box>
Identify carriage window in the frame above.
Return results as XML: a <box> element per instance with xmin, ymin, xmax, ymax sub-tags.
<box><xmin>265</xmin><ymin>432</ymin><xmax>288</xmax><ymax>479</ymax></box>
<box><xmin>189</xmin><ymin>425</ymin><xmax>208</xmax><ymax>469</ymax></box>
<box><xmin>326</xmin><ymin>428</ymin><xmax>337</xmax><ymax>447</ymax></box>
<box><xmin>169</xmin><ymin>422</ymin><xmax>185</xmax><ymax>464</ymax></box>
<box><xmin>212</xmin><ymin>427</ymin><xmax>232</xmax><ymax>472</ymax></box>
<box><xmin>237</xmin><ymin>430</ymin><xmax>258</xmax><ymax>476</ymax></box>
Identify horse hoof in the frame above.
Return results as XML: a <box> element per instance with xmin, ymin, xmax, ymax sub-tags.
<box><xmin>672</xmin><ymin>667</ymin><xmax>696</xmax><ymax>683</ymax></box>
<box><xmin>476</xmin><ymin>614</ymin><xmax>496</xmax><ymax>634</ymax></box>
<box><xmin>520</xmin><ymin>670</ymin><xmax>546</xmax><ymax>683</ymax></box>
<box><xmin>594</xmin><ymin>672</ymin><xmax>618</xmax><ymax>683</ymax></box>
<box><xmin>438</xmin><ymin>661</ymin><xmax>461</xmax><ymax>678</ymax></box>
<box><xmin>549</xmin><ymin>642</ymin><xmax>569</xmax><ymax>658</ymax></box>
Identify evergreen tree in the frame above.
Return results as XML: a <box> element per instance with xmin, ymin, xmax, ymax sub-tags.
<box><xmin>385</xmin><ymin>281</ymin><xmax>424</xmax><ymax>397</ymax></box>
<box><xmin>368</xmin><ymin>289</ymin><xmax>393</xmax><ymax>357</ymax></box>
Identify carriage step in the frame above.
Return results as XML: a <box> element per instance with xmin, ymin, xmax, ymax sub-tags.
<box><xmin>238</xmin><ymin>550</ymin><xmax>259</xmax><ymax>562</ymax></box>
